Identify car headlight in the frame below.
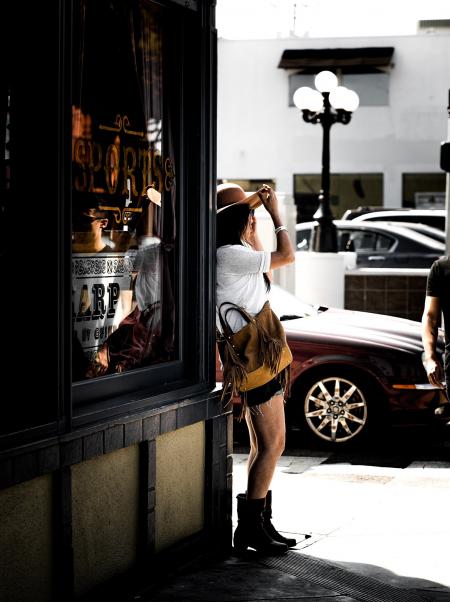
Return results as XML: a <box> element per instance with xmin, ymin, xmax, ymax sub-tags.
<box><xmin>392</xmin><ymin>383</ymin><xmax>445</xmax><ymax>390</ymax></box>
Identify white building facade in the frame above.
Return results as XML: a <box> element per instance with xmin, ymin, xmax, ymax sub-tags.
<box><xmin>217</xmin><ymin>33</ymin><xmax>450</xmax><ymax>220</ymax></box>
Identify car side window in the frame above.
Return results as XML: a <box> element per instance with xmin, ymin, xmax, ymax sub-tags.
<box><xmin>338</xmin><ymin>230</ymin><xmax>355</xmax><ymax>251</ymax></box>
<box><xmin>376</xmin><ymin>234</ymin><xmax>393</xmax><ymax>251</ymax></box>
<box><xmin>297</xmin><ymin>228</ymin><xmax>312</xmax><ymax>251</ymax></box>
<box><xmin>350</xmin><ymin>231</ymin><xmax>377</xmax><ymax>251</ymax></box>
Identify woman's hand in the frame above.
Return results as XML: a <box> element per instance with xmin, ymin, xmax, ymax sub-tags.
<box><xmin>258</xmin><ymin>184</ymin><xmax>280</xmax><ymax>218</ymax></box>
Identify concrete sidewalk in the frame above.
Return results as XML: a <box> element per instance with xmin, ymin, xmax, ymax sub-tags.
<box><xmin>133</xmin><ymin>451</ymin><xmax>450</xmax><ymax>601</ymax></box>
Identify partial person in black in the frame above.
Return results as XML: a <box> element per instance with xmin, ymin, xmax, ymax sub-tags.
<box><xmin>421</xmin><ymin>255</ymin><xmax>450</xmax><ymax>405</ymax></box>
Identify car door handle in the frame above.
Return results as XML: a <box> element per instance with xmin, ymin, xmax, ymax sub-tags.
<box><xmin>368</xmin><ymin>256</ymin><xmax>386</xmax><ymax>261</ymax></box>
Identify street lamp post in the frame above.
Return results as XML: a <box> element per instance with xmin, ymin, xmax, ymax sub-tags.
<box><xmin>293</xmin><ymin>71</ymin><xmax>359</xmax><ymax>252</ymax></box>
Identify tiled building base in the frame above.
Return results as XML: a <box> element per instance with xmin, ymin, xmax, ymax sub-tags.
<box><xmin>345</xmin><ymin>271</ymin><xmax>429</xmax><ymax>322</ymax></box>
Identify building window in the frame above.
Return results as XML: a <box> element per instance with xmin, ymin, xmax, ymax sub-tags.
<box><xmin>402</xmin><ymin>173</ymin><xmax>446</xmax><ymax>208</ymax></box>
<box><xmin>70</xmin><ymin>0</ymin><xmax>213</xmax><ymax>410</ymax></box>
<box><xmin>293</xmin><ymin>173</ymin><xmax>383</xmax><ymax>222</ymax></box>
<box><xmin>71</xmin><ymin>0</ymin><xmax>177</xmax><ymax>385</ymax></box>
<box><xmin>340</xmin><ymin>73</ymin><xmax>389</xmax><ymax>107</ymax></box>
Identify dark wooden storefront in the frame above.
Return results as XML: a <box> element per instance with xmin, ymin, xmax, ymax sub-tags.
<box><xmin>0</xmin><ymin>1</ymin><xmax>230</xmax><ymax>600</ymax></box>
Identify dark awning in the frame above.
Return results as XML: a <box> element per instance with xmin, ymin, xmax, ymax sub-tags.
<box><xmin>278</xmin><ymin>47</ymin><xmax>394</xmax><ymax>70</ymax></box>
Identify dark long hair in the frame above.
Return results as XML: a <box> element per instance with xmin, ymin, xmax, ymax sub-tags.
<box><xmin>216</xmin><ymin>204</ymin><xmax>251</xmax><ymax>249</ymax></box>
<box><xmin>216</xmin><ymin>204</ymin><xmax>270</xmax><ymax>291</ymax></box>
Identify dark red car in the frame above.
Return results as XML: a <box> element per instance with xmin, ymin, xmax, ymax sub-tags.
<box><xmin>217</xmin><ymin>285</ymin><xmax>448</xmax><ymax>447</ymax></box>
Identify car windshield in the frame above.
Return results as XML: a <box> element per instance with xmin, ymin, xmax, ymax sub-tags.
<box><xmin>378</xmin><ymin>221</ymin><xmax>445</xmax><ymax>243</ymax></box>
<box><xmin>269</xmin><ymin>284</ymin><xmax>320</xmax><ymax>320</ymax></box>
<box><xmin>376</xmin><ymin>223</ymin><xmax>445</xmax><ymax>250</ymax></box>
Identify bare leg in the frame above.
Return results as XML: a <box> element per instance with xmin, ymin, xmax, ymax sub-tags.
<box><xmin>245</xmin><ymin>410</ymin><xmax>258</xmax><ymax>475</ymax></box>
<box><xmin>246</xmin><ymin>394</ymin><xmax>286</xmax><ymax>500</ymax></box>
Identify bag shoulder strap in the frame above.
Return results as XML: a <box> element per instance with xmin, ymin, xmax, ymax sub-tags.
<box><xmin>217</xmin><ymin>300</ymin><xmax>272</xmax><ymax>334</ymax></box>
<box><xmin>217</xmin><ymin>302</ymin><xmax>251</xmax><ymax>337</ymax></box>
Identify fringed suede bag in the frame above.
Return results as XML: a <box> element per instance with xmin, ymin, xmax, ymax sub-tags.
<box><xmin>217</xmin><ymin>301</ymin><xmax>292</xmax><ymax>402</ymax></box>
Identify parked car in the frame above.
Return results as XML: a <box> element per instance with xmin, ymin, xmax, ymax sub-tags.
<box><xmin>266</xmin><ymin>286</ymin><xmax>446</xmax><ymax>446</ymax></box>
<box><xmin>296</xmin><ymin>220</ymin><xmax>444</xmax><ymax>268</ymax></box>
<box><xmin>350</xmin><ymin>209</ymin><xmax>446</xmax><ymax>231</ymax></box>
<box><xmin>378</xmin><ymin>221</ymin><xmax>445</xmax><ymax>244</ymax></box>
<box><xmin>341</xmin><ymin>206</ymin><xmax>408</xmax><ymax>220</ymax></box>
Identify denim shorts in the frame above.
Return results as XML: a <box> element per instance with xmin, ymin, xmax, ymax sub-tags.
<box><xmin>243</xmin><ymin>376</ymin><xmax>284</xmax><ymax>408</ymax></box>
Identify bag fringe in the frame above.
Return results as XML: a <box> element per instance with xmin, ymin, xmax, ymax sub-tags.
<box><xmin>221</xmin><ymin>338</ymin><xmax>247</xmax><ymax>396</ymax></box>
<box><xmin>258</xmin><ymin>319</ymin><xmax>284</xmax><ymax>374</ymax></box>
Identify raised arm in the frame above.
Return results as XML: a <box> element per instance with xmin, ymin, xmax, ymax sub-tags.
<box><xmin>257</xmin><ymin>187</ymin><xmax>294</xmax><ymax>270</ymax></box>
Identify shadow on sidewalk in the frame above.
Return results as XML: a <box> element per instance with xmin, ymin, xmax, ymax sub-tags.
<box><xmin>132</xmin><ymin>549</ymin><xmax>450</xmax><ymax>601</ymax></box>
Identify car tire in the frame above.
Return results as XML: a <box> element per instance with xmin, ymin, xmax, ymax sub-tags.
<box><xmin>292</xmin><ymin>370</ymin><xmax>383</xmax><ymax>448</ymax></box>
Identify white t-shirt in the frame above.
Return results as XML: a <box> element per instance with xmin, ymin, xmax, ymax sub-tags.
<box><xmin>216</xmin><ymin>244</ymin><xmax>271</xmax><ymax>333</ymax></box>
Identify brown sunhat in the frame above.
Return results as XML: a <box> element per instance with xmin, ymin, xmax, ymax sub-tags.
<box><xmin>216</xmin><ymin>183</ymin><xmax>266</xmax><ymax>214</ymax></box>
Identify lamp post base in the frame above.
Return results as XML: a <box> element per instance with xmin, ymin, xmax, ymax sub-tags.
<box><xmin>311</xmin><ymin>219</ymin><xmax>338</xmax><ymax>253</ymax></box>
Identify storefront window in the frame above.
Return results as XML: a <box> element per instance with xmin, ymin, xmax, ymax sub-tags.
<box><xmin>294</xmin><ymin>173</ymin><xmax>383</xmax><ymax>222</ymax></box>
<box><xmin>72</xmin><ymin>0</ymin><xmax>177</xmax><ymax>383</ymax></box>
<box><xmin>402</xmin><ymin>173</ymin><xmax>446</xmax><ymax>208</ymax></box>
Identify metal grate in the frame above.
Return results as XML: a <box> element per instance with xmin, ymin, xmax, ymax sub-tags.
<box><xmin>259</xmin><ymin>552</ymin><xmax>432</xmax><ymax>602</ymax></box>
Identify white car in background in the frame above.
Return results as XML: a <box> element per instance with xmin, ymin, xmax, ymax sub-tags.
<box><xmin>295</xmin><ymin>220</ymin><xmax>444</xmax><ymax>268</ymax></box>
<box><xmin>374</xmin><ymin>221</ymin><xmax>445</xmax><ymax>244</ymax></box>
<box><xmin>351</xmin><ymin>209</ymin><xmax>445</xmax><ymax>232</ymax></box>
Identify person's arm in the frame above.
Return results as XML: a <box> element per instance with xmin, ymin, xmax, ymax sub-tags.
<box><xmin>258</xmin><ymin>187</ymin><xmax>295</xmax><ymax>269</ymax></box>
<box><xmin>421</xmin><ymin>295</ymin><xmax>445</xmax><ymax>388</ymax></box>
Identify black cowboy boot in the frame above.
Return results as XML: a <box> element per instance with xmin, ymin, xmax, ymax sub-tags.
<box><xmin>263</xmin><ymin>490</ymin><xmax>297</xmax><ymax>548</ymax></box>
<box><xmin>233</xmin><ymin>494</ymin><xmax>288</xmax><ymax>555</ymax></box>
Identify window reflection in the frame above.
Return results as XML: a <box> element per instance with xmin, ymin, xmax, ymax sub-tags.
<box><xmin>72</xmin><ymin>0</ymin><xmax>177</xmax><ymax>382</ymax></box>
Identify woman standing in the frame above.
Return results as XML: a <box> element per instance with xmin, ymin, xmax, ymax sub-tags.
<box><xmin>216</xmin><ymin>183</ymin><xmax>295</xmax><ymax>555</ymax></box>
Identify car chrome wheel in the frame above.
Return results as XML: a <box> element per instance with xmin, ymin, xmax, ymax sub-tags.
<box><xmin>304</xmin><ymin>376</ymin><xmax>368</xmax><ymax>444</ymax></box>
